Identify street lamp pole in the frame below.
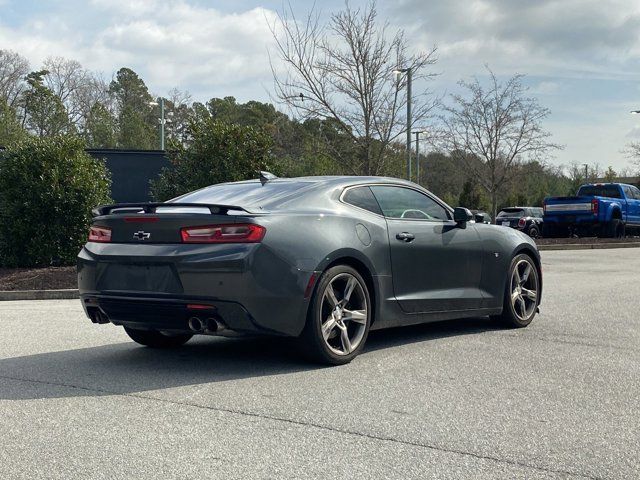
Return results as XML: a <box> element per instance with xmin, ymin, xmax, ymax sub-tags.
<box><xmin>150</xmin><ymin>97</ymin><xmax>167</xmax><ymax>151</ymax></box>
<box><xmin>159</xmin><ymin>97</ymin><xmax>165</xmax><ymax>151</ymax></box>
<box><xmin>394</xmin><ymin>67</ymin><xmax>412</xmax><ymax>181</ymax></box>
<box><xmin>413</xmin><ymin>130</ymin><xmax>424</xmax><ymax>185</ymax></box>
<box><xmin>583</xmin><ymin>163</ymin><xmax>588</xmax><ymax>182</ymax></box>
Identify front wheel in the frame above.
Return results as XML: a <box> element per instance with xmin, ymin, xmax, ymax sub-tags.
<box><xmin>124</xmin><ymin>327</ymin><xmax>193</xmax><ymax>348</ymax></box>
<box><xmin>300</xmin><ymin>265</ymin><xmax>371</xmax><ymax>365</ymax></box>
<box><xmin>492</xmin><ymin>254</ymin><xmax>540</xmax><ymax>328</ymax></box>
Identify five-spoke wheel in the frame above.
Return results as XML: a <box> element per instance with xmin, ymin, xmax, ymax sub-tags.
<box><xmin>302</xmin><ymin>265</ymin><xmax>371</xmax><ymax>365</ymax></box>
<box><xmin>494</xmin><ymin>253</ymin><xmax>540</xmax><ymax>327</ymax></box>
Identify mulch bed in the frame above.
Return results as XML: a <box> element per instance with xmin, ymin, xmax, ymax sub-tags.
<box><xmin>0</xmin><ymin>266</ymin><xmax>77</xmax><ymax>291</ymax></box>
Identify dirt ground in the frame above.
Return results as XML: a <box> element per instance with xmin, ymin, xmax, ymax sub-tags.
<box><xmin>0</xmin><ymin>266</ymin><xmax>77</xmax><ymax>291</ymax></box>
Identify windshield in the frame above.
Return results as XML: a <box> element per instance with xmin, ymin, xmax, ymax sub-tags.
<box><xmin>577</xmin><ymin>185</ymin><xmax>621</xmax><ymax>199</ymax></box>
<box><xmin>497</xmin><ymin>208</ymin><xmax>525</xmax><ymax>217</ymax></box>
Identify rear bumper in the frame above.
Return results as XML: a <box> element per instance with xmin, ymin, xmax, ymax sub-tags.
<box><xmin>81</xmin><ymin>294</ymin><xmax>263</xmax><ymax>334</ymax></box>
<box><xmin>543</xmin><ymin>215</ymin><xmax>600</xmax><ymax>229</ymax></box>
<box><xmin>77</xmin><ymin>242</ymin><xmax>313</xmax><ymax>337</ymax></box>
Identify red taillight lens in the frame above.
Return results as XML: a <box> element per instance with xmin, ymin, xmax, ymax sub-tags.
<box><xmin>591</xmin><ymin>199</ymin><xmax>598</xmax><ymax>215</ymax></box>
<box><xmin>88</xmin><ymin>226</ymin><xmax>111</xmax><ymax>243</ymax></box>
<box><xmin>180</xmin><ymin>224</ymin><xmax>266</xmax><ymax>244</ymax></box>
<box><xmin>518</xmin><ymin>217</ymin><xmax>526</xmax><ymax>228</ymax></box>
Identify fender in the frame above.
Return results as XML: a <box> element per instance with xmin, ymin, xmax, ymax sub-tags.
<box><xmin>603</xmin><ymin>201</ymin><xmax>623</xmax><ymax>222</ymax></box>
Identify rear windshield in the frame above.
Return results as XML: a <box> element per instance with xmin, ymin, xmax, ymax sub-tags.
<box><xmin>497</xmin><ymin>208</ymin><xmax>524</xmax><ymax>217</ymax></box>
<box><xmin>577</xmin><ymin>185</ymin><xmax>621</xmax><ymax>198</ymax></box>
<box><xmin>170</xmin><ymin>181</ymin><xmax>314</xmax><ymax>209</ymax></box>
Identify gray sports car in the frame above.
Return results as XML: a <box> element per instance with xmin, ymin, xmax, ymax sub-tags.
<box><xmin>78</xmin><ymin>174</ymin><xmax>542</xmax><ymax>365</ymax></box>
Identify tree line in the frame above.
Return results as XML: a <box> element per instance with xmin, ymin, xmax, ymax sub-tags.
<box><xmin>1</xmin><ymin>2</ymin><xmax>638</xmax><ymax>215</ymax></box>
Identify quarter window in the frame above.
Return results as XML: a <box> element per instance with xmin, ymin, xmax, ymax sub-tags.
<box><xmin>342</xmin><ymin>186</ymin><xmax>383</xmax><ymax>215</ymax></box>
<box><xmin>370</xmin><ymin>186</ymin><xmax>450</xmax><ymax>221</ymax></box>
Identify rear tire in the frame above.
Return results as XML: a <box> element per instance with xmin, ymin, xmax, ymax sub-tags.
<box><xmin>528</xmin><ymin>226</ymin><xmax>540</xmax><ymax>239</ymax></box>
<box><xmin>300</xmin><ymin>265</ymin><xmax>371</xmax><ymax>365</ymax></box>
<box><xmin>124</xmin><ymin>327</ymin><xmax>192</xmax><ymax>348</ymax></box>
<box><xmin>492</xmin><ymin>254</ymin><xmax>540</xmax><ymax>328</ymax></box>
<box><xmin>599</xmin><ymin>219</ymin><xmax>624</xmax><ymax>239</ymax></box>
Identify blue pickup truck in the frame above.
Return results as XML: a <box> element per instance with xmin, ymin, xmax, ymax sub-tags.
<box><xmin>543</xmin><ymin>183</ymin><xmax>640</xmax><ymax>238</ymax></box>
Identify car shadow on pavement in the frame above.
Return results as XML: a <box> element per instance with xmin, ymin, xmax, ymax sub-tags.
<box><xmin>0</xmin><ymin>316</ymin><xmax>501</xmax><ymax>401</ymax></box>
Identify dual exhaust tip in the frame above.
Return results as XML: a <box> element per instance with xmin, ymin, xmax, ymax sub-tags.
<box><xmin>188</xmin><ymin>316</ymin><xmax>226</xmax><ymax>334</ymax></box>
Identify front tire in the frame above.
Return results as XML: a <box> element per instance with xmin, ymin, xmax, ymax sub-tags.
<box><xmin>124</xmin><ymin>327</ymin><xmax>193</xmax><ymax>348</ymax></box>
<box><xmin>300</xmin><ymin>265</ymin><xmax>372</xmax><ymax>365</ymax></box>
<box><xmin>493</xmin><ymin>254</ymin><xmax>540</xmax><ymax>328</ymax></box>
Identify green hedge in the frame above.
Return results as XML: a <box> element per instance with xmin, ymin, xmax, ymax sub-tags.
<box><xmin>0</xmin><ymin>136</ymin><xmax>111</xmax><ymax>267</ymax></box>
<box><xmin>150</xmin><ymin>119</ymin><xmax>278</xmax><ymax>201</ymax></box>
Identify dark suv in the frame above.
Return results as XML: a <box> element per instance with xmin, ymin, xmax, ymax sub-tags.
<box><xmin>496</xmin><ymin>207</ymin><xmax>544</xmax><ymax>238</ymax></box>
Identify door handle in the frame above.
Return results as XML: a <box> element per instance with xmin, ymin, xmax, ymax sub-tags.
<box><xmin>396</xmin><ymin>232</ymin><xmax>415</xmax><ymax>242</ymax></box>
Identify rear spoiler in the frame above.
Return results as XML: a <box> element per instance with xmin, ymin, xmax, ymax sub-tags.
<box><xmin>92</xmin><ymin>202</ymin><xmax>253</xmax><ymax>217</ymax></box>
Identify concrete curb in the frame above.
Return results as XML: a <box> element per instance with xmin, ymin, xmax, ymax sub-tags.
<box><xmin>537</xmin><ymin>242</ymin><xmax>640</xmax><ymax>251</ymax></box>
<box><xmin>0</xmin><ymin>289</ymin><xmax>79</xmax><ymax>301</ymax></box>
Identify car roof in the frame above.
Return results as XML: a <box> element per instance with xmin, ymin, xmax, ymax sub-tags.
<box><xmin>173</xmin><ymin>175</ymin><xmax>443</xmax><ymax>212</ymax></box>
<box><xmin>219</xmin><ymin>175</ymin><xmax>419</xmax><ymax>189</ymax></box>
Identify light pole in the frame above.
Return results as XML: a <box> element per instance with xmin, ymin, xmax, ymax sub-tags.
<box><xmin>394</xmin><ymin>67</ymin><xmax>412</xmax><ymax>181</ymax></box>
<box><xmin>413</xmin><ymin>130</ymin><xmax>424</xmax><ymax>185</ymax></box>
<box><xmin>583</xmin><ymin>163</ymin><xmax>589</xmax><ymax>182</ymax></box>
<box><xmin>149</xmin><ymin>97</ymin><xmax>167</xmax><ymax>150</ymax></box>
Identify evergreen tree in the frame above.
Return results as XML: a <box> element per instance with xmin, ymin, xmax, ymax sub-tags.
<box><xmin>109</xmin><ymin>68</ymin><xmax>155</xmax><ymax>149</ymax></box>
<box><xmin>22</xmin><ymin>70</ymin><xmax>71</xmax><ymax>137</ymax></box>
<box><xmin>0</xmin><ymin>98</ymin><xmax>26</xmax><ymax>145</ymax></box>
<box><xmin>84</xmin><ymin>102</ymin><xmax>117</xmax><ymax>148</ymax></box>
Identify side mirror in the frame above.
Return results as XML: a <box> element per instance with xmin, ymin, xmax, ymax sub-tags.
<box><xmin>454</xmin><ymin>207</ymin><xmax>473</xmax><ymax>227</ymax></box>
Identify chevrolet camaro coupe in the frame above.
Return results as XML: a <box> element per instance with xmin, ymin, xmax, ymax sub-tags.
<box><xmin>78</xmin><ymin>174</ymin><xmax>542</xmax><ymax>365</ymax></box>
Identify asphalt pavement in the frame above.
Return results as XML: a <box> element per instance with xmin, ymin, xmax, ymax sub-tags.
<box><xmin>0</xmin><ymin>249</ymin><xmax>638</xmax><ymax>479</ymax></box>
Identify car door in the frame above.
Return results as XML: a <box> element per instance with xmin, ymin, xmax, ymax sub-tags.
<box><xmin>370</xmin><ymin>185</ymin><xmax>484</xmax><ymax>314</ymax></box>
<box><xmin>628</xmin><ymin>186</ymin><xmax>640</xmax><ymax>226</ymax></box>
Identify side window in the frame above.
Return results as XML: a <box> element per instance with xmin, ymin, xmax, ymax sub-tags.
<box><xmin>631</xmin><ymin>186</ymin><xmax>640</xmax><ymax>200</ymax></box>
<box><xmin>623</xmin><ymin>186</ymin><xmax>633</xmax><ymax>199</ymax></box>
<box><xmin>342</xmin><ymin>186</ymin><xmax>383</xmax><ymax>215</ymax></box>
<box><xmin>370</xmin><ymin>186</ymin><xmax>451</xmax><ymax>221</ymax></box>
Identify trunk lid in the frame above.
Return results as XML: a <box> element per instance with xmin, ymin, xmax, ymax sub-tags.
<box><xmin>91</xmin><ymin>203</ymin><xmax>258</xmax><ymax>244</ymax></box>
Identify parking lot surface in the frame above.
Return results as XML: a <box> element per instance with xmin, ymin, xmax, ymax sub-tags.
<box><xmin>0</xmin><ymin>249</ymin><xmax>638</xmax><ymax>479</ymax></box>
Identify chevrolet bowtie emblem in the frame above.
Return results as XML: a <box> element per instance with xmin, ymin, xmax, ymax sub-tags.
<box><xmin>133</xmin><ymin>231</ymin><xmax>151</xmax><ymax>240</ymax></box>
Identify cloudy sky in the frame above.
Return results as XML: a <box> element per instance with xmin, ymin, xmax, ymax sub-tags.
<box><xmin>2</xmin><ymin>0</ymin><xmax>640</xmax><ymax>170</ymax></box>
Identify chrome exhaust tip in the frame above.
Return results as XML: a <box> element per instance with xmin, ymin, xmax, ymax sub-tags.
<box><xmin>188</xmin><ymin>317</ymin><xmax>204</xmax><ymax>332</ymax></box>
<box><xmin>204</xmin><ymin>317</ymin><xmax>227</xmax><ymax>333</ymax></box>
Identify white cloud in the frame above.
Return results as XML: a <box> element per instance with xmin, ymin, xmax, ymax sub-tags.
<box><xmin>0</xmin><ymin>1</ymin><xmax>280</xmax><ymax>100</ymax></box>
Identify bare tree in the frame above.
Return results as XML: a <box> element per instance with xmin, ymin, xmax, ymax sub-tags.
<box><xmin>0</xmin><ymin>50</ymin><xmax>30</xmax><ymax>108</ymax></box>
<box><xmin>624</xmin><ymin>142</ymin><xmax>640</xmax><ymax>176</ymax></box>
<box><xmin>270</xmin><ymin>1</ymin><xmax>437</xmax><ymax>175</ymax></box>
<box><xmin>166</xmin><ymin>88</ymin><xmax>194</xmax><ymax>146</ymax></box>
<box><xmin>440</xmin><ymin>68</ymin><xmax>560</xmax><ymax>217</ymax></box>
<box><xmin>42</xmin><ymin>56</ymin><xmax>110</xmax><ymax>129</ymax></box>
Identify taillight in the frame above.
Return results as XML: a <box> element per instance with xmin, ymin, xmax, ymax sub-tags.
<box><xmin>543</xmin><ymin>201</ymin><xmax>547</xmax><ymax>213</ymax></box>
<box><xmin>88</xmin><ymin>226</ymin><xmax>111</xmax><ymax>243</ymax></box>
<box><xmin>180</xmin><ymin>224</ymin><xmax>266</xmax><ymax>244</ymax></box>
<box><xmin>518</xmin><ymin>217</ymin><xmax>526</xmax><ymax>228</ymax></box>
<box><xmin>591</xmin><ymin>199</ymin><xmax>598</xmax><ymax>215</ymax></box>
